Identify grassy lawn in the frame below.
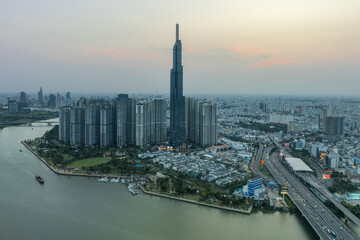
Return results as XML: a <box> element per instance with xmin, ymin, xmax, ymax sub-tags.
<box><xmin>69</xmin><ymin>157</ymin><xmax>111</xmax><ymax>168</ymax></box>
<box><xmin>31</xmin><ymin>138</ymin><xmax>43</xmax><ymax>147</ymax></box>
<box><xmin>259</xmin><ymin>163</ymin><xmax>273</xmax><ymax>177</ymax></box>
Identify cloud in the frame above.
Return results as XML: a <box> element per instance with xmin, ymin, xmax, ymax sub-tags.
<box><xmin>183</xmin><ymin>45</ymin><xmax>299</xmax><ymax>72</ymax></box>
<box><xmin>184</xmin><ymin>45</ymin><xmax>278</xmax><ymax>70</ymax></box>
<box><xmin>231</xmin><ymin>47</ymin><xmax>276</xmax><ymax>57</ymax></box>
<box><xmin>80</xmin><ymin>47</ymin><xmax>170</xmax><ymax>62</ymax></box>
<box><xmin>78</xmin><ymin>45</ymin><xmax>295</xmax><ymax>71</ymax></box>
<box><xmin>82</xmin><ymin>47</ymin><xmax>115</xmax><ymax>56</ymax></box>
<box><xmin>247</xmin><ymin>59</ymin><xmax>297</xmax><ymax>69</ymax></box>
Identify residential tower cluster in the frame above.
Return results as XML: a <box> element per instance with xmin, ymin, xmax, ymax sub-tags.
<box><xmin>58</xmin><ymin>24</ymin><xmax>218</xmax><ymax>148</ymax></box>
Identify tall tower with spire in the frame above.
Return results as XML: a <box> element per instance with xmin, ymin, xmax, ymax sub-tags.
<box><xmin>38</xmin><ymin>86</ymin><xmax>43</xmax><ymax>105</ymax></box>
<box><xmin>170</xmin><ymin>23</ymin><xmax>186</xmax><ymax>146</ymax></box>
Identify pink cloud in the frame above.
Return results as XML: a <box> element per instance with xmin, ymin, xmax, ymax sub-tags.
<box><xmin>82</xmin><ymin>47</ymin><xmax>115</xmax><ymax>56</ymax></box>
<box><xmin>231</xmin><ymin>46</ymin><xmax>276</xmax><ymax>57</ymax></box>
<box><xmin>257</xmin><ymin>59</ymin><xmax>297</xmax><ymax>67</ymax></box>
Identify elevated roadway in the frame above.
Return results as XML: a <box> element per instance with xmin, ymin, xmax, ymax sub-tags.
<box><xmin>250</xmin><ymin>144</ymin><xmax>273</xmax><ymax>181</ymax></box>
<box><xmin>270</xmin><ymin>135</ymin><xmax>360</xmax><ymax>227</ymax></box>
<box><xmin>299</xmin><ymin>172</ymin><xmax>360</xmax><ymax>227</ymax></box>
<box><xmin>264</xmin><ymin>139</ymin><xmax>359</xmax><ymax>240</ymax></box>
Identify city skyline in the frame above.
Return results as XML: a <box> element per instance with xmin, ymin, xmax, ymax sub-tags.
<box><xmin>1</xmin><ymin>1</ymin><xmax>360</xmax><ymax>96</ymax></box>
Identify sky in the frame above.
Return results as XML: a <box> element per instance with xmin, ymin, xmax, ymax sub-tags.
<box><xmin>0</xmin><ymin>0</ymin><xmax>359</xmax><ymax>96</ymax></box>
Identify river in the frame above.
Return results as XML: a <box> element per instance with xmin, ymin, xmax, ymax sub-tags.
<box><xmin>0</xmin><ymin>121</ymin><xmax>320</xmax><ymax>240</ymax></box>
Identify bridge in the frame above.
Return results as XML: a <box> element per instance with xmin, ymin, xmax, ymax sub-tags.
<box><xmin>15</xmin><ymin>121</ymin><xmax>59</xmax><ymax>126</ymax></box>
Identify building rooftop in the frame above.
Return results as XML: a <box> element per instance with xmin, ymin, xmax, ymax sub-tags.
<box><xmin>285</xmin><ymin>157</ymin><xmax>313</xmax><ymax>172</ymax></box>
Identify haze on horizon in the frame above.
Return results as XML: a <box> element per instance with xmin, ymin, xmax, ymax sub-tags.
<box><xmin>0</xmin><ymin>0</ymin><xmax>359</xmax><ymax>96</ymax></box>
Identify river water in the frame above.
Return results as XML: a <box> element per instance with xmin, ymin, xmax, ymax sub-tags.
<box><xmin>0</xmin><ymin>122</ymin><xmax>321</xmax><ymax>240</ymax></box>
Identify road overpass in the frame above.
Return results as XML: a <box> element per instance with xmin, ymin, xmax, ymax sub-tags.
<box><xmin>299</xmin><ymin>172</ymin><xmax>360</xmax><ymax>227</ymax></box>
<box><xmin>270</xmin><ymin>135</ymin><xmax>360</xmax><ymax>227</ymax></box>
<box><xmin>264</xmin><ymin>139</ymin><xmax>359</xmax><ymax>239</ymax></box>
<box><xmin>250</xmin><ymin>144</ymin><xmax>273</xmax><ymax>182</ymax></box>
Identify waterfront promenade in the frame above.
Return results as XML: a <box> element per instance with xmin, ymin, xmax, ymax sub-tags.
<box><xmin>139</xmin><ymin>186</ymin><xmax>253</xmax><ymax>214</ymax></box>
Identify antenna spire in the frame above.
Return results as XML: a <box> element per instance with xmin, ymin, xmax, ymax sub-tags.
<box><xmin>176</xmin><ymin>23</ymin><xmax>179</xmax><ymax>41</ymax></box>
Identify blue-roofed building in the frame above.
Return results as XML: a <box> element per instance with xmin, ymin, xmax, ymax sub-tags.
<box><xmin>354</xmin><ymin>157</ymin><xmax>360</xmax><ymax>166</ymax></box>
<box><xmin>269</xmin><ymin>181</ymin><xmax>276</xmax><ymax>188</ymax></box>
<box><xmin>248</xmin><ymin>177</ymin><xmax>263</xmax><ymax>197</ymax></box>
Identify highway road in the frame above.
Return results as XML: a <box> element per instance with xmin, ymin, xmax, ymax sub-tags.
<box><xmin>251</xmin><ymin>144</ymin><xmax>273</xmax><ymax>182</ymax></box>
<box><xmin>263</xmin><ymin>142</ymin><xmax>359</xmax><ymax>240</ymax></box>
<box><xmin>299</xmin><ymin>172</ymin><xmax>360</xmax><ymax>227</ymax></box>
<box><xmin>271</xmin><ymin>135</ymin><xmax>360</xmax><ymax>227</ymax></box>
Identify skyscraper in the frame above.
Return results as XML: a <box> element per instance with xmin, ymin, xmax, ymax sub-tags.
<box><xmin>19</xmin><ymin>91</ymin><xmax>28</xmax><ymax>108</ymax></box>
<box><xmin>115</xmin><ymin>94</ymin><xmax>136</xmax><ymax>147</ymax></box>
<box><xmin>187</xmin><ymin>98</ymin><xmax>218</xmax><ymax>146</ymax></box>
<box><xmin>325</xmin><ymin>116</ymin><xmax>344</xmax><ymax>137</ymax></box>
<box><xmin>136</xmin><ymin>100</ymin><xmax>151</xmax><ymax>147</ymax></box>
<box><xmin>38</xmin><ymin>87</ymin><xmax>43</xmax><ymax>105</ymax></box>
<box><xmin>199</xmin><ymin>101</ymin><xmax>218</xmax><ymax>146</ymax></box>
<box><xmin>70</xmin><ymin>106</ymin><xmax>85</xmax><ymax>145</ymax></box>
<box><xmin>100</xmin><ymin>104</ymin><xmax>115</xmax><ymax>147</ymax></box>
<box><xmin>321</xmin><ymin>107</ymin><xmax>333</xmax><ymax>131</ymax></box>
<box><xmin>150</xmin><ymin>99</ymin><xmax>167</xmax><ymax>144</ymax></box>
<box><xmin>170</xmin><ymin>23</ymin><xmax>186</xmax><ymax>146</ymax></box>
<box><xmin>56</xmin><ymin>92</ymin><xmax>62</xmax><ymax>108</ymax></box>
<box><xmin>59</xmin><ymin>106</ymin><xmax>71</xmax><ymax>142</ymax></box>
<box><xmin>126</xmin><ymin>98</ymin><xmax>136</xmax><ymax>144</ymax></box>
<box><xmin>48</xmin><ymin>94</ymin><xmax>56</xmax><ymax>108</ymax></box>
<box><xmin>85</xmin><ymin>102</ymin><xmax>100</xmax><ymax>146</ymax></box>
<box><xmin>116</xmin><ymin>94</ymin><xmax>128</xmax><ymax>147</ymax></box>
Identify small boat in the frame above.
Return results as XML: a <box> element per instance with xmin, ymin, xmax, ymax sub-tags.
<box><xmin>35</xmin><ymin>175</ymin><xmax>44</xmax><ymax>184</ymax></box>
<box><xmin>110</xmin><ymin>177</ymin><xmax>120</xmax><ymax>183</ymax></box>
<box><xmin>128</xmin><ymin>184</ymin><xmax>137</xmax><ymax>195</ymax></box>
<box><xmin>121</xmin><ymin>179</ymin><xmax>126</xmax><ymax>184</ymax></box>
<box><xmin>98</xmin><ymin>176</ymin><xmax>108</xmax><ymax>183</ymax></box>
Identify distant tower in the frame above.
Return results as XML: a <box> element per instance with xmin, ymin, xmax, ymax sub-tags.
<box><xmin>170</xmin><ymin>23</ymin><xmax>186</xmax><ymax>146</ymax></box>
<box><xmin>19</xmin><ymin>91</ymin><xmax>27</xmax><ymax>107</ymax></box>
<box><xmin>38</xmin><ymin>87</ymin><xmax>43</xmax><ymax>105</ymax></box>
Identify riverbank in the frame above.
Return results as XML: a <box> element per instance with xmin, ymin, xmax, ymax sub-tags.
<box><xmin>21</xmin><ymin>140</ymin><xmax>124</xmax><ymax>179</ymax></box>
<box><xmin>0</xmin><ymin>110</ymin><xmax>58</xmax><ymax>129</ymax></box>
<box><xmin>23</xmin><ymin>139</ymin><xmax>255</xmax><ymax>215</ymax></box>
<box><xmin>0</xmin><ymin>118</ymin><xmax>323</xmax><ymax>240</ymax></box>
<box><xmin>139</xmin><ymin>186</ymin><xmax>253</xmax><ymax>214</ymax></box>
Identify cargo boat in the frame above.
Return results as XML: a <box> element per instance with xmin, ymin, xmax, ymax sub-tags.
<box><xmin>35</xmin><ymin>175</ymin><xmax>44</xmax><ymax>184</ymax></box>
